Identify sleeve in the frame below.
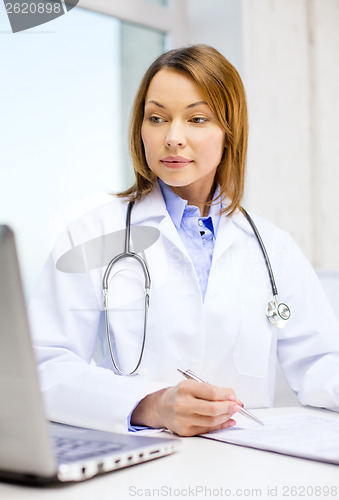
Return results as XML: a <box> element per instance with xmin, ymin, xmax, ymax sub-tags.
<box><xmin>29</xmin><ymin>252</ymin><xmax>166</xmax><ymax>433</ymax></box>
<box><xmin>276</xmin><ymin>234</ymin><xmax>339</xmax><ymax>411</ymax></box>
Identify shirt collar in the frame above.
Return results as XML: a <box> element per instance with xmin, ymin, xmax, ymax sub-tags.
<box><xmin>158</xmin><ymin>179</ymin><xmax>221</xmax><ymax>235</ymax></box>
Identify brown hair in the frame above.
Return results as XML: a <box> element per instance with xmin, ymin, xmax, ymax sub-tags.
<box><xmin>118</xmin><ymin>44</ymin><xmax>248</xmax><ymax>215</ymax></box>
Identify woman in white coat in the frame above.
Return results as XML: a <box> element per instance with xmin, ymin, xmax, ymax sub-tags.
<box><xmin>29</xmin><ymin>45</ymin><xmax>339</xmax><ymax>437</ymax></box>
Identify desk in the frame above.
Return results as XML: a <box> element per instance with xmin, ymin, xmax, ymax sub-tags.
<box><xmin>0</xmin><ymin>408</ymin><xmax>338</xmax><ymax>500</ymax></box>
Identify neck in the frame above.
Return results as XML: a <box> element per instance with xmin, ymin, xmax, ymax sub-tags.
<box><xmin>171</xmin><ymin>181</ymin><xmax>216</xmax><ymax>217</ymax></box>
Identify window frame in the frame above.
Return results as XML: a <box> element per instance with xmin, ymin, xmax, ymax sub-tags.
<box><xmin>76</xmin><ymin>0</ymin><xmax>189</xmax><ymax>48</ymax></box>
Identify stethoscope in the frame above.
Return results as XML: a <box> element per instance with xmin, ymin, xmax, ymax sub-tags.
<box><xmin>102</xmin><ymin>201</ymin><xmax>291</xmax><ymax>375</ymax></box>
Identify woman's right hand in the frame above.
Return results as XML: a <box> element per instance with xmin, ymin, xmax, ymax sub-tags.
<box><xmin>131</xmin><ymin>380</ymin><xmax>243</xmax><ymax>437</ymax></box>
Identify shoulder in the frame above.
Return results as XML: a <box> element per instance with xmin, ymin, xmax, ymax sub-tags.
<box><xmin>50</xmin><ymin>194</ymin><xmax>130</xmax><ymax>263</ymax></box>
<box><xmin>230</xmin><ymin>209</ymin><xmax>307</xmax><ymax>272</ymax></box>
<box><xmin>233</xmin><ymin>210</ymin><xmax>317</xmax><ymax>284</ymax></box>
<box><xmin>231</xmin><ymin>209</ymin><xmax>293</xmax><ymax>247</ymax></box>
<box><xmin>68</xmin><ymin>194</ymin><xmax>128</xmax><ymax>232</ymax></box>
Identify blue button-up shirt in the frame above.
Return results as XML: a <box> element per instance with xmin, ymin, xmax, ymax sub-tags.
<box><xmin>158</xmin><ymin>179</ymin><xmax>221</xmax><ymax>301</ymax></box>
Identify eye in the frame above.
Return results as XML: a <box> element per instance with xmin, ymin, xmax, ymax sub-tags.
<box><xmin>190</xmin><ymin>116</ymin><xmax>208</xmax><ymax>124</ymax></box>
<box><xmin>148</xmin><ymin>115</ymin><xmax>166</xmax><ymax>124</ymax></box>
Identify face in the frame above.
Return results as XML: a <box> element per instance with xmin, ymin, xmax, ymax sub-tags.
<box><xmin>141</xmin><ymin>68</ymin><xmax>226</xmax><ymax>202</ymax></box>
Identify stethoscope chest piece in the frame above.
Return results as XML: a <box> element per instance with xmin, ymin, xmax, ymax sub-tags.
<box><xmin>266</xmin><ymin>296</ymin><xmax>291</xmax><ymax>328</ymax></box>
<box><xmin>242</xmin><ymin>208</ymin><xmax>291</xmax><ymax>330</ymax></box>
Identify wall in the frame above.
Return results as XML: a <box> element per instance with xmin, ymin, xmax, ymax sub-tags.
<box><xmin>185</xmin><ymin>0</ymin><xmax>244</xmax><ymax>76</ymax></box>
<box><xmin>243</xmin><ymin>0</ymin><xmax>339</xmax><ymax>270</ymax></box>
<box><xmin>309</xmin><ymin>0</ymin><xmax>339</xmax><ymax>269</ymax></box>
<box><xmin>186</xmin><ymin>0</ymin><xmax>339</xmax><ymax>270</ymax></box>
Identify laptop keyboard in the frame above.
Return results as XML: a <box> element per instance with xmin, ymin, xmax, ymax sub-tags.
<box><xmin>53</xmin><ymin>436</ymin><xmax>125</xmax><ymax>462</ymax></box>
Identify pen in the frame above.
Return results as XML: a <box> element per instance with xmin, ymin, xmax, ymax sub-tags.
<box><xmin>177</xmin><ymin>368</ymin><xmax>264</xmax><ymax>426</ymax></box>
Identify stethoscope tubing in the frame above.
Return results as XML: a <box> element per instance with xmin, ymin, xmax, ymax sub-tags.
<box><xmin>241</xmin><ymin>208</ymin><xmax>278</xmax><ymax>297</ymax></box>
<box><xmin>103</xmin><ymin>202</ymin><xmax>290</xmax><ymax>375</ymax></box>
<box><xmin>102</xmin><ymin>201</ymin><xmax>150</xmax><ymax>376</ymax></box>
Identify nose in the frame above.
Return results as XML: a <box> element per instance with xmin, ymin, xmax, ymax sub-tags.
<box><xmin>165</xmin><ymin>121</ymin><xmax>186</xmax><ymax>149</ymax></box>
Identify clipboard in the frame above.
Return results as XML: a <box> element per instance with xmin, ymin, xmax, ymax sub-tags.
<box><xmin>200</xmin><ymin>408</ymin><xmax>339</xmax><ymax>465</ymax></box>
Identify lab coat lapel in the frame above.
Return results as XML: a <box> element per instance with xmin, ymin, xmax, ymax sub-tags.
<box><xmin>130</xmin><ymin>183</ymin><xmax>191</xmax><ymax>261</ymax></box>
<box><xmin>158</xmin><ymin>216</ymin><xmax>191</xmax><ymax>260</ymax></box>
<box><xmin>211</xmin><ymin>213</ymin><xmax>238</xmax><ymax>266</ymax></box>
<box><xmin>129</xmin><ymin>183</ymin><xmax>166</xmax><ymax>225</ymax></box>
<box><xmin>212</xmin><ymin>208</ymin><xmax>254</xmax><ymax>266</ymax></box>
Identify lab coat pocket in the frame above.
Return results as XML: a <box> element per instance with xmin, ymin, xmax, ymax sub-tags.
<box><xmin>232</xmin><ymin>306</ymin><xmax>271</xmax><ymax>379</ymax></box>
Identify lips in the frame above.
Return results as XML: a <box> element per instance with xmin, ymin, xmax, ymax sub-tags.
<box><xmin>160</xmin><ymin>156</ymin><xmax>193</xmax><ymax>169</ymax></box>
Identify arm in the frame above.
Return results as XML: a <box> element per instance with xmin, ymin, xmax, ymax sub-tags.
<box><xmin>276</xmin><ymin>234</ymin><xmax>339</xmax><ymax>411</ymax></box>
<box><xmin>29</xmin><ymin>253</ymin><xmax>167</xmax><ymax>432</ymax></box>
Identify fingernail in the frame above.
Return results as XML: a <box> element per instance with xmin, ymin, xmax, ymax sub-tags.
<box><xmin>233</xmin><ymin>404</ymin><xmax>242</xmax><ymax>412</ymax></box>
<box><xmin>228</xmin><ymin>395</ymin><xmax>236</xmax><ymax>401</ymax></box>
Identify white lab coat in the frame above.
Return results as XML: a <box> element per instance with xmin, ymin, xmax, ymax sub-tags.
<box><xmin>29</xmin><ymin>183</ymin><xmax>339</xmax><ymax>432</ymax></box>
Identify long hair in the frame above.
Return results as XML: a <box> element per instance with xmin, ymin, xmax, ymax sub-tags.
<box><xmin>118</xmin><ymin>44</ymin><xmax>248</xmax><ymax>215</ymax></box>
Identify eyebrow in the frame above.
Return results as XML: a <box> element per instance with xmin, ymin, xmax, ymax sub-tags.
<box><xmin>145</xmin><ymin>99</ymin><xmax>209</xmax><ymax>109</ymax></box>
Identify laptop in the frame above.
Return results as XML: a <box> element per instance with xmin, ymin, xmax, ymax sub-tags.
<box><xmin>0</xmin><ymin>225</ymin><xmax>180</xmax><ymax>484</ymax></box>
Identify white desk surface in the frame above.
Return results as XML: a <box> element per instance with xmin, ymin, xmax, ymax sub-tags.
<box><xmin>1</xmin><ymin>407</ymin><xmax>338</xmax><ymax>500</ymax></box>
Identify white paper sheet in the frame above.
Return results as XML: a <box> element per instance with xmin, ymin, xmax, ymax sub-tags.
<box><xmin>201</xmin><ymin>413</ymin><xmax>339</xmax><ymax>465</ymax></box>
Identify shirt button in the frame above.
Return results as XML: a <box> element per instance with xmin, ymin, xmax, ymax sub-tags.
<box><xmin>198</xmin><ymin>219</ymin><xmax>203</xmax><ymax>227</ymax></box>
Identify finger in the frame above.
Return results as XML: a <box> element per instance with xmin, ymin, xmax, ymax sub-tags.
<box><xmin>160</xmin><ymin>384</ymin><xmax>241</xmax><ymax>436</ymax></box>
<box><xmin>181</xmin><ymin>380</ymin><xmax>243</xmax><ymax>406</ymax></box>
<box><xmin>173</xmin><ymin>395</ymin><xmax>241</xmax><ymax>431</ymax></box>
<box><xmin>209</xmin><ymin>418</ymin><xmax>237</xmax><ymax>432</ymax></box>
<box><xmin>191</xmin><ymin>398</ymin><xmax>242</xmax><ymax>419</ymax></box>
<box><xmin>227</xmin><ymin>394</ymin><xmax>244</xmax><ymax>407</ymax></box>
<box><xmin>190</xmin><ymin>410</ymin><xmax>238</xmax><ymax>428</ymax></box>
<box><xmin>177</xmin><ymin>418</ymin><xmax>237</xmax><ymax>437</ymax></box>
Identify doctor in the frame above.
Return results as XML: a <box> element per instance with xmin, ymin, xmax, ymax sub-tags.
<box><xmin>29</xmin><ymin>45</ymin><xmax>339</xmax><ymax>437</ymax></box>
